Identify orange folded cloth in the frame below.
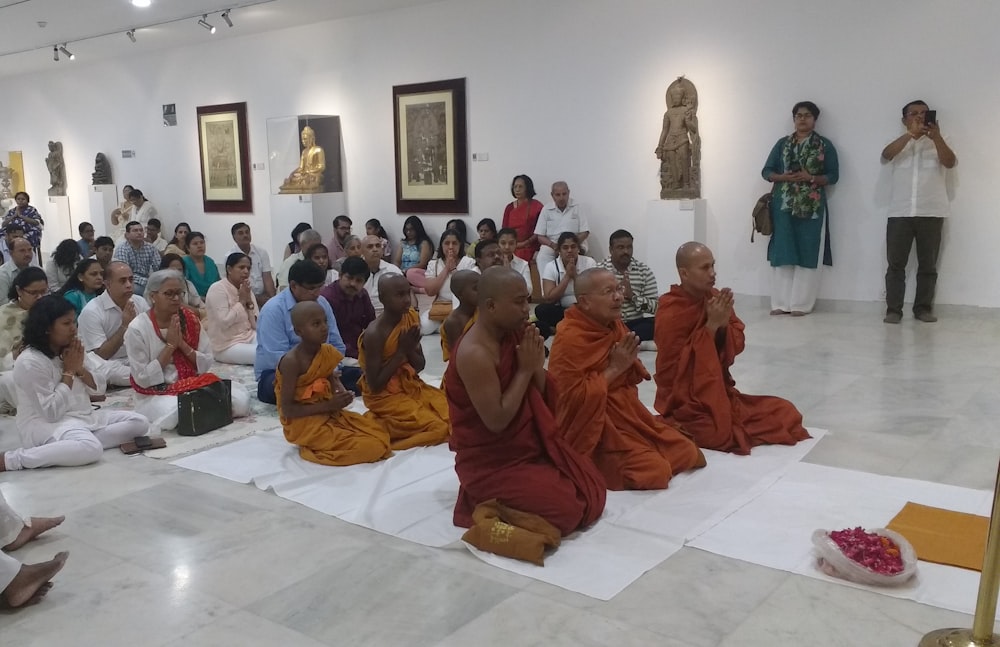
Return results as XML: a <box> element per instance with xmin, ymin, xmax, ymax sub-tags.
<box><xmin>461</xmin><ymin>499</ymin><xmax>562</xmax><ymax>566</ymax></box>
<box><xmin>887</xmin><ymin>502</ymin><xmax>989</xmax><ymax>571</ymax></box>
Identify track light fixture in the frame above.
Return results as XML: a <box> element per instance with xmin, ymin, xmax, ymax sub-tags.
<box><xmin>58</xmin><ymin>44</ymin><xmax>75</xmax><ymax>60</ymax></box>
<box><xmin>198</xmin><ymin>15</ymin><xmax>216</xmax><ymax>34</ymax></box>
<box><xmin>221</xmin><ymin>10</ymin><xmax>233</xmax><ymax>28</ymax></box>
<box><xmin>52</xmin><ymin>45</ymin><xmax>58</xmax><ymax>62</ymax></box>
<box><xmin>127</xmin><ymin>29</ymin><xmax>136</xmax><ymax>43</ymax></box>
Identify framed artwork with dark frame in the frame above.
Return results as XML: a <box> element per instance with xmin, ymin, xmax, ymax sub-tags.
<box><xmin>196</xmin><ymin>101</ymin><xmax>252</xmax><ymax>213</ymax></box>
<box><xmin>393</xmin><ymin>78</ymin><xmax>468</xmax><ymax>214</ymax></box>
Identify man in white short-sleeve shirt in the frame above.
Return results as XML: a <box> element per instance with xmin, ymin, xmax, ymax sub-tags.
<box><xmin>880</xmin><ymin>99</ymin><xmax>957</xmax><ymax>324</ymax></box>
<box><xmin>536</xmin><ymin>232</ymin><xmax>597</xmax><ymax>338</ymax></box>
<box><xmin>358</xmin><ymin>235</ymin><xmax>402</xmax><ymax>316</ymax></box>
<box><xmin>230</xmin><ymin>222</ymin><xmax>276</xmax><ymax>307</ymax></box>
<box><xmin>78</xmin><ymin>262</ymin><xmax>150</xmax><ymax>385</ymax></box>
<box><xmin>535</xmin><ymin>181</ymin><xmax>591</xmax><ymax>269</ymax></box>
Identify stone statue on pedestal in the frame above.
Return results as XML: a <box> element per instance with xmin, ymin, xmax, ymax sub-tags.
<box><xmin>92</xmin><ymin>153</ymin><xmax>113</xmax><ymax>185</ymax></box>
<box><xmin>654</xmin><ymin>77</ymin><xmax>701</xmax><ymax>199</ymax></box>
<box><xmin>279</xmin><ymin>126</ymin><xmax>326</xmax><ymax>194</ymax></box>
<box><xmin>46</xmin><ymin>140</ymin><xmax>66</xmax><ymax>196</ymax></box>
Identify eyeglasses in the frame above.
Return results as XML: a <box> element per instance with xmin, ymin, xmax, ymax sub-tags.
<box><xmin>793</xmin><ymin>112</ymin><xmax>814</xmax><ymax>119</ymax></box>
<box><xmin>906</xmin><ymin>110</ymin><xmax>927</xmax><ymax>118</ymax></box>
<box><xmin>158</xmin><ymin>290</ymin><xmax>183</xmax><ymax>299</ymax></box>
<box><xmin>19</xmin><ymin>288</ymin><xmax>47</xmax><ymax>297</ymax></box>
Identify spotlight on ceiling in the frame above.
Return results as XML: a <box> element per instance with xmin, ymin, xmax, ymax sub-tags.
<box><xmin>127</xmin><ymin>29</ymin><xmax>136</xmax><ymax>43</ymax></box>
<box><xmin>221</xmin><ymin>10</ymin><xmax>233</xmax><ymax>28</ymax></box>
<box><xmin>198</xmin><ymin>15</ymin><xmax>216</xmax><ymax>34</ymax></box>
<box><xmin>52</xmin><ymin>45</ymin><xmax>58</xmax><ymax>62</ymax></box>
<box><xmin>131</xmin><ymin>0</ymin><xmax>152</xmax><ymax>7</ymax></box>
<box><xmin>58</xmin><ymin>44</ymin><xmax>75</xmax><ymax>61</ymax></box>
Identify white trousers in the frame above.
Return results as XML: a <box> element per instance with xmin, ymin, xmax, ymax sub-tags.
<box><xmin>3</xmin><ymin>411</ymin><xmax>149</xmax><ymax>471</ymax></box>
<box><xmin>536</xmin><ymin>246</ymin><xmax>557</xmax><ymax>272</ymax></box>
<box><xmin>419</xmin><ymin>308</ymin><xmax>442</xmax><ymax>336</ymax></box>
<box><xmin>770</xmin><ymin>266</ymin><xmax>821</xmax><ymax>313</ymax></box>
<box><xmin>214</xmin><ymin>342</ymin><xmax>256</xmax><ymax>366</ymax></box>
<box><xmin>135</xmin><ymin>381</ymin><xmax>251</xmax><ymax>431</ymax></box>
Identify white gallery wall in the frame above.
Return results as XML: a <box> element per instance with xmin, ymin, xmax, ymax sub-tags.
<box><xmin>0</xmin><ymin>0</ymin><xmax>997</xmax><ymax>305</ymax></box>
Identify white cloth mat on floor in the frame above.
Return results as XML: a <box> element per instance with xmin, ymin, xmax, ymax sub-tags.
<box><xmin>687</xmin><ymin>461</ymin><xmax>991</xmax><ymax>615</ymax></box>
<box><xmin>143</xmin><ymin>414</ymin><xmax>283</xmax><ymax>460</ymax></box>
<box><xmin>174</xmin><ymin>422</ymin><xmax>825</xmax><ymax>600</ymax></box>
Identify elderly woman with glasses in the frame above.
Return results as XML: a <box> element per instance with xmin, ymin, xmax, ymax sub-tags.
<box><xmin>124</xmin><ymin>269</ymin><xmax>250</xmax><ymax>430</ymax></box>
<box><xmin>761</xmin><ymin>100</ymin><xmax>839</xmax><ymax>317</ymax></box>
<box><xmin>0</xmin><ymin>268</ymin><xmax>49</xmax><ymax>409</ymax></box>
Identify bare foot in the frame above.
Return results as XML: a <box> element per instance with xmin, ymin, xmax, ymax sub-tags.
<box><xmin>2</xmin><ymin>551</ymin><xmax>68</xmax><ymax>608</ymax></box>
<box><xmin>770</xmin><ymin>309</ymin><xmax>790</xmax><ymax>316</ymax></box>
<box><xmin>3</xmin><ymin>516</ymin><xmax>66</xmax><ymax>552</ymax></box>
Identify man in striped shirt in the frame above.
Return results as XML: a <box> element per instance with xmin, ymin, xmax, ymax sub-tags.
<box><xmin>598</xmin><ymin>229</ymin><xmax>658</xmax><ymax>344</ymax></box>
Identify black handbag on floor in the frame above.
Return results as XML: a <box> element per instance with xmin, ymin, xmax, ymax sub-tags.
<box><xmin>176</xmin><ymin>379</ymin><xmax>233</xmax><ymax>436</ymax></box>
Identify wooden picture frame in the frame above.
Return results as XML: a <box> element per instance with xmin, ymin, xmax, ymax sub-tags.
<box><xmin>196</xmin><ymin>102</ymin><xmax>252</xmax><ymax>213</ymax></box>
<box><xmin>393</xmin><ymin>78</ymin><xmax>468</xmax><ymax>214</ymax></box>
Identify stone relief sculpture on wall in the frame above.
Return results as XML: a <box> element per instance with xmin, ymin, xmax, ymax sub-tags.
<box><xmin>46</xmin><ymin>140</ymin><xmax>66</xmax><ymax>196</ymax></box>
<box><xmin>654</xmin><ymin>76</ymin><xmax>701</xmax><ymax>199</ymax></box>
<box><xmin>92</xmin><ymin>153</ymin><xmax>113</xmax><ymax>185</ymax></box>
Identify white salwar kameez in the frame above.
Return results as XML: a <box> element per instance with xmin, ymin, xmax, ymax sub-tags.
<box><xmin>2</xmin><ymin>349</ymin><xmax>149</xmax><ymax>471</ymax></box>
<box><xmin>0</xmin><ymin>491</ymin><xmax>27</xmax><ymax>590</ymax></box>
<box><xmin>124</xmin><ymin>314</ymin><xmax>250</xmax><ymax>430</ymax></box>
<box><xmin>770</xmin><ymin>215</ymin><xmax>827</xmax><ymax>314</ymax></box>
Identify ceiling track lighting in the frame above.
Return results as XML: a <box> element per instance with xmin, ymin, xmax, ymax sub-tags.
<box><xmin>52</xmin><ymin>45</ymin><xmax>58</xmax><ymax>62</ymax></box>
<box><xmin>127</xmin><ymin>29</ymin><xmax>136</xmax><ymax>43</ymax></box>
<box><xmin>58</xmin><ymin>44</ymin><xmax>74</xmax><ymax>60</ymax></box>
<box><xmin>198</xmin><ymin>15</ymin><xmax>216</xmax><ymax>34</ymax></box>
<box><xmin>221</xmin><ymin>10</ymin><xmax>233</xmax><ymax>28</ymax></box>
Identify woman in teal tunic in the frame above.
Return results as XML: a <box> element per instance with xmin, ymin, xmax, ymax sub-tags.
<box><xmin>761</xmin><ymin>101</ymin><xmax>838</xmax><ymax>316</ymax></box>
<box><xmin>181</xmin><ymin>231</ymin><xmax>220</xmax><ymax>298</ymax></box>
<box><xmin>57</xmin><ymin>259</ymin><xmax>103</xmax><ymax>318</ymax></box>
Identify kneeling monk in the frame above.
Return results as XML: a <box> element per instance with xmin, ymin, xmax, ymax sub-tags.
<box><xmin>549</xmin><ymin>268</ymin><xmax>705</xmax><ymax>489</ymax></box>
<box><xmin>277</xmin><ymin>302</ymin><xmax>391</xmax><ymax>466</ymax></box>
<box><xmin>654</xmin><ymin>243</ymin><xmax>809</xmax><ymax>454</ymax></box>
<box><xmin>359</xmin><ymin>275</ymin><xmax>449</xmax><ymax>449</ymax></box>
<box><xmin>441</xmin><ymin>270</ymin><xmax>479</xmax><ymax>363</ymax></box>
<box><xmin>446</xmin><ymin>267</ymin><xmax>606</xmax><ymax>541</ymax></box>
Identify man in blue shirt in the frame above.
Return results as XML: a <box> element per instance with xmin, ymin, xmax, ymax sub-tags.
<box><xmin>255</xmin><ymin>260</ymin><xmax>358</xmax><ymax>403</ymax></box>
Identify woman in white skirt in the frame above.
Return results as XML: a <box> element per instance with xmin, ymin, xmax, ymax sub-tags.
<box><xmin>205</xmin><ymin>252</ymin><xmax>259</xmax><ymax>365</ymax></box>
<box><xmin>125</xmin><ymin>269</ymin><xmax>250</xmax><ymax>430</ymax></box>
<box><xmin>0</xmin><ymin>295</ymin><xmax>149</xmax><ymax>471</ymax></box>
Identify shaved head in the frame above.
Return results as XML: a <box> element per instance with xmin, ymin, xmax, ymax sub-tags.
<box><xmin>574</xmin><ymin>267</ymin><xmax>613</xmax><ymax>297</ymax></box>
<box><xmin>291</xmin><ymin>300</ymin><xmax>324</xmax><ymax>328</ymax></box>
<box><xmin>377</xmin><ymin>273</ymin><xmax>410</xmax><ymax>300</ymax></box>
<box><xmin>675</xmin><ymin>241</ymin><xmax>711</xmax><ymax>269</ymax></box>
<box><xmin>479</xmin><ymin>266</ymin><xmax>525</xmax><ymax>301</ymax></box>
<box><xmin>451</xmin><ymin>270</ymin><xmax>480</xmax><ymax>298</ymax></box>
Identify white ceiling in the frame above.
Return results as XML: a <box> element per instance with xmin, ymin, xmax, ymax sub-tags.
<box><xmin>0</xmin><ymin>0</ymin><xmax>440</xmax><ymax>77</ymax></box>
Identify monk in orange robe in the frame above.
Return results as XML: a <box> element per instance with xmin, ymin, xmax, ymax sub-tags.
<box><xmin>359</xmin><ymin>274</ymin><xmax>450</xmax><ymax>450</ymax></box>
<box><xmin>441</xmin><ymin>270</ymin><xmax>479</xmax><ymax>362</ymax></box>
<box><xmin>446</xmin><ymin>267</ymin><xmax>606</xmax><ymax>537</ymax></box>
<box><xmin>549</xmin><ymin>268</ymin><xmax>705</xmax><ymax>489</ymax></box>
<box><xmin>276</xmin><ymin>302</ymin><xmax>391</xmax><ymax>466</ymax></box>
<box><xmin>654</xmin><ymin>242</ymin><xmax>810</xmax><ymax>454</ymax></box>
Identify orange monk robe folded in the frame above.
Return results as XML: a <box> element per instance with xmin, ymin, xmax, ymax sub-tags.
<box><xmin>549</xmin><ymin>307</ymin><xmax>706</xmax><ymax>490</ymax></box>
<box><xmin>359</xmin><ymin>308</ymin><xmax>450</xmax><ymax>450</ymax></box>
<box><xmin>445</xmin><ymin>330</ymin><xmax>606</xmax><ymax>536</ymax></box>
<box><xmin>440</xmin><ymin>310</ymin><xmax>478</xmax><ymax>363</ymax></box>
<box><xmin>276</xmin><ymin>343</ymin><xmax>391</xmax><ymax>466</ymax></box>
<box><xmin>653</xmin><ymin>285</ymin><xmax>809</xmax><ymax>454</ymax></box>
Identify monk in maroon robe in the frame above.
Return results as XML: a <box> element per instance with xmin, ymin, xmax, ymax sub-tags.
<box><xmin>446</xmin><ymin>267</ymin><xmax>606</xmax><ymax>539</ymax></box>
<box><xmin>654</xmin><ymin>242</ymin><xmax>810</xmax><ymax>454</ymax></box>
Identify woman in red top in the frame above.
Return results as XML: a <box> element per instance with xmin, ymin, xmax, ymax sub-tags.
<box><xmin>501</xmin><ymin>174</ymin><xmax>543</xmax><ymax>262</ymax></box>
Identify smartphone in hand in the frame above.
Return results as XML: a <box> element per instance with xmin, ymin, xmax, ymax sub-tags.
<box><xmin>924</xmin><ymin>110</ymin><xmax>937</xmax><ymax>126</ymax></box>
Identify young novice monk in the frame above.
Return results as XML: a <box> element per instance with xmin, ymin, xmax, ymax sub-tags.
<box><xmin>359</xmin><ymin>274</ymin><xmax>449</xmax><ymax>449</ymax></box>
<box><xmin>440</xmin><ymin>270</ymin><xmax>479</xmax><ymax>362</ymax></box>
<box><xmin>276</xmin><ymin>301</ymin><xmax>391</xmax><ymax>466</ymax></box>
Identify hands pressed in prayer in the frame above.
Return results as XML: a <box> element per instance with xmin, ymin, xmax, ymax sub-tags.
<box><xmin>121</xmin><ymin>299</ymin><xmax>138</xmax><ymax>326</ymax></box>
<box><xmin>165</xmin><ymin>314</ymin><xmax>182</xmax><ymax>348</ymax></box>
<box><xmin>517</xmin><ymin>324</ymin><xmax>546</xmax><ymax>374</ymax></box>
<box><xmin>621</xmin><ymin>274</ymin><xmax>634</xmax><ymax>301</ymax></box>
<box><xmin>238</xmin><ymin>279</ymin><xmax>253</xmax><ymax>307</ymax></box>
<box><xmin>605</xmin><ymin>331</ymin><xmax>640</xmax><ymax>382</ymax></box>
<box><xmin>565</xmin><ymin>257</ymin><xmax>578</xmax><ymax>280</ymax></box>
<box><xmin>706</xmin><ymin>288</ymin><xmax>733</xmax><ymax>332</ymax></box>
<box><xmin>61</xmin><ymin>338</ymin><xmax>85</xmax><ymax>375</ymax></box>
<box><xmin>399</xmin><ymin>326</ymin><xmax>421</xmax><ymax>355</ymax></box>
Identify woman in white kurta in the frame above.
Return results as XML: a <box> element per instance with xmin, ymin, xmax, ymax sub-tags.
<box><xmin>0</xmin><ymin>295</ymin><xmax>149</xmax><ymax>471</ymax></box>
<box><xmin>0</xmin><ymin>491</ymin><xmax>68</xmax><ymax>608</ymax></box>
<box><xmin>205</xmin><ymin>252</ymin><xmax>259</xmax><ymax>365</ymax></box>
<box><xmin>125</xmin><ymin>270</ymin><xmax>250</xmax><ymax>430</ymax></box>
<box><xmin>0</xmin><ymin>267</ymin><xmax>48</xmax><ymax>409</ymax></box>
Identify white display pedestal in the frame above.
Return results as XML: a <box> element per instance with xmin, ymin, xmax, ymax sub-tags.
<box><xmin>45</xmin><ymin>196</ymin><xmax>71</xmax><ymax>255</ymax></box>
<box><xmin>90</xmin><ymin>184</ymin><xmax>118</xmax><ymax>239</ymax></box>
<box><xmin>643</xmin><ymin>199</ymin><xmax>707</xmax><ymax>289</ymax></box>
<box><xmin>266</xmin><ymin>192</ymin><xmax>349</xmax><ymax>264</ymax></box>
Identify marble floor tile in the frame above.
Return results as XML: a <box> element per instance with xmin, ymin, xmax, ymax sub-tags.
<box><xmin>165</xmin><ymin>609</ymin><xmax>329</xmax><ymax>647</ymax></box>
<box><xmin>249</xmin><ymin>544</ymin><xmax>519</xmax><ymax>647</ymax></box>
